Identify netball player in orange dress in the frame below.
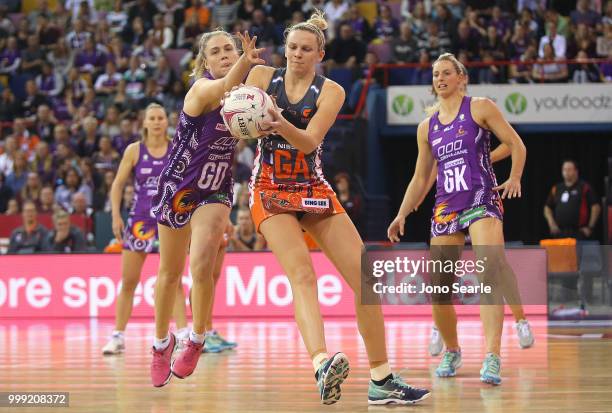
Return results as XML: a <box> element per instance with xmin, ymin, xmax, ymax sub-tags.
<box><xmin>244</xmin><ymin>11</ymin><xmax>430</xmax><ymax>405</ymax></box>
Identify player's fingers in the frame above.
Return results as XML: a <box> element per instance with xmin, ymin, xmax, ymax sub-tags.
<box><xmin>113</xmin><ymin>228</ymin><xmax>122</xmax><ymax>243</ymax></box>
<box><xmin>502</xmin><ymin>185</ymin><xmax>509</xmax><ymax>199</ymax></box>
<box><xmin>267</xmin><ymin>107</ymin><xmax>280</xmax><ymax>118</ymax></box>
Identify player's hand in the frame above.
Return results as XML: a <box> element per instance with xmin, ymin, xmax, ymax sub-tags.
<box><xmin>112</xmin><ymin>215</ymin><xmax>125</xmax><ymax>243</ymax></box>
<box><xmin>387</xmin><ymin>214</ymin><xmax>407</xmax><ymax>243</ymax></box>
<box><xmin>237</xmin><ymin>31</ymin><xmax>265</xmax><ymax>66</ymax></box>
<box><xmin>261</xmin><ymin>105</ymin><xmax>285</xmax><ymax>135</ymax></box>
<box><xmin>493</xmin><ymin>176</ymin><xmax>521</xmax><ymax>199</ymax></box>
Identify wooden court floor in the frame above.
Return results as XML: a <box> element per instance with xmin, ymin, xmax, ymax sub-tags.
<box><xmin>1</xmin><ymin>318</ymin><xmax>612</xmax><ymax>413</ymax></box>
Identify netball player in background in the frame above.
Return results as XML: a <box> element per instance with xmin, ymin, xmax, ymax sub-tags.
<box><xmin>102</xmin><ymin>103</ymin><xmax>188</xmax><ymax>355</ymax></box>
<box><xmin>419</xmin><ymin>147</ymin><xmax>535</xmax><ymax>356</ymax></box>
<box><xmin>149</xmin><ymin>31</ymin><xmax>263</xmax><ymax>388</ymax></box>
<box><xmin>388</xmin><ymin>53</ymin><xmax>527</xmax><ymax>385</ymax></box>
<box><xmin>245</xmin><ymin>11</ymin><xmax>430</xmax><ymax>405</ymax></box>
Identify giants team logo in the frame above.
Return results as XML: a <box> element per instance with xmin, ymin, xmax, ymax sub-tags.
<box><xmin>301</xmin><ymin>106</ymin><xmax>313</xmax><ymax>119</ymax></box>
<box><xmin>132</xmin><ymin>221</ymin><xmax>156</xmax><ymax>240</ymax></box>
<box><xmin>172</xmin><ymin>189</ymin><xmax>197</xmax><ymax>214</ymax></box>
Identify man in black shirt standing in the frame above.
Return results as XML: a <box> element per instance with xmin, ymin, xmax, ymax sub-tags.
<box><xmin>544</xmin><ymin>159</ymin><xmax>600</xmax><ymax>240</ymax></box>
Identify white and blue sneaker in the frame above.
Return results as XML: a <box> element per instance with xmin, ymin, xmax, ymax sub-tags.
<box><xmin>435</xmin><ymin>350</ymin><xmax>462</xmax><ymax>377</ymax></box>
<box><xmin>429</xmin><ymin>326</ymin><xmax>444</xmax><ymax>356</ymax></box>
<box><xmin>203</xmin><ymin>331</ymin><xmax>238</xmax><ymax>353</ymax></box>
<box><xmin>213</xmin><ymin>331</ymin><xmax>237</xmax><ymax>351</ymax></box>
<box><xmin>316</xmin><ymin>352</ymin><xmax>350</xmax><ymax>405</ymax></box>
<box><xmin>516</xmin><ymin>319</ymin><xmax>535</xmax><ymax>349</ymax></box>
<box><xmin>368</xmin><ymin>374</ymin><xmax>431</xmax><ymax>405</ymax></box>
<box><xmin>480</xmin><ymin>353</ymin><xmax>502</xmax><ymax>385</ymax></box>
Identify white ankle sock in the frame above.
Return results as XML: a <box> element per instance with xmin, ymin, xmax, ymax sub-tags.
<box><xmin>112</xmin><ymin>330</ymin><xmax>124</xmax><ymax>339</ymax></box>
<box><xmin>312</xmin><ymin>352</ymin><xmax>329</xmax><ymax>372</ymax></box>
<box><xmin>190</xmin><ymin>330</ymin><xmax>205</xmax><ymax>344</ymax></box>
<box><xmin>370</xmin><ymin>362</ymin><xmax>391</xmax><ymax>381</ymax></box>
<box><xmin>176</xmin><ymin>327</ymin><xmax>189</xmax><ymax>340</ymax></box>
<box><xmin>153</xmin><ymin>335</ymin><xmax>170</xmax><ymax>351</ymax></box>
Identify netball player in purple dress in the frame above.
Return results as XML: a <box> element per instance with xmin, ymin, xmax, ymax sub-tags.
<box><xmin>102</xmin><ymin>103</ymin><xmax>188</xmax><ymax>355</ymax></box>
<box><xmin>149</xmin><ymin>31</ymin><xmax>264</xmax><ymax>388</ymax></box>
<box><xmin>388</xmin><ymin>53</ymin><xmax>527</xmax><ymax>385</ymax></box>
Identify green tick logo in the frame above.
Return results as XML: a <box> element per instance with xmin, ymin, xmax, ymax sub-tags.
<box><xmin>392</xmin><ymin>95</ymin><xmax>414</xmax><ymax>116</ymax></box>
<box><xmin>504</xmin><ymin>93</ymin><xmax>528</xmax><ymax>115</ymax></box>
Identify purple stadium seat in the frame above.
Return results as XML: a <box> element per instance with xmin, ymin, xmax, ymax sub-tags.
<box><xmin>164</xmin><ymin>48</ymin><xmax>190</xmax><ymax>78</ymax></box>
<box><xmin>367</xmin><ymin>43</ymin><xmax>392</xmax><ymax>64</ymax></box>
<box><xmin>8</xmin><ymin>13</ymin><xmax>23</xmax><ymax>27</ymax></box>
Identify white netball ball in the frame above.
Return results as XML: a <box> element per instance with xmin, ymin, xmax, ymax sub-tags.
<box><xmin>220</xmin><ymin>85</ymin><xmax>275</xmax><ymax>139</ymax></box>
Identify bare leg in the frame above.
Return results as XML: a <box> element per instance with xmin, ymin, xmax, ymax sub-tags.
<box><xmin>189</xmin><ymin>204</ymin><xmax>229</xmax><ymax>335</ymax></box>
<box><xmin>173</xmin><ymin>279</ymin><xmax>187</xmax><ymax>330</ymax></box>
<box><xmin>429</xmin><ymin>233</ymin><xmax>465</xmax><ymax>351</ymax></box>
<box><xmin>301</xmin><ymin>213</ymin><xmax>387</xmax><ymax>368</ymax></box>
<box><xmin>114</xmin><ymin>250</ymin><xmax>147</xmax><ymax>331</ymax></box>
<box><xmin>260</xmin><ymin>213</ymin><xmax>327</xmax><ymax>358</ymax></box>
<box><xmin>154</xmin><ymin>224</ymin><xmax>190</xmax><ymax>339</ymax></box>
<box><xmin>205</xmin><ymin>244</ymin><xmax>226</xmax><ymax>331</ymax></box>
<box><xmin>469</xmin><ymin>218</ymin><xmax>506</xmax><ymax>356</ymax></box>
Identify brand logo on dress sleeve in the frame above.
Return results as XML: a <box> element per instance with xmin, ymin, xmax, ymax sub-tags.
<box><xmin>456</xmin><ymin>125</ymin><xmax>466</xmax><ymax>137</ymax></box>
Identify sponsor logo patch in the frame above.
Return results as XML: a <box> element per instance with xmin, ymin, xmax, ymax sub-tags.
<box><xmin>301</xmin><ymin>198</ymin><xmax>329</xmax><ymax>209</ymax></box>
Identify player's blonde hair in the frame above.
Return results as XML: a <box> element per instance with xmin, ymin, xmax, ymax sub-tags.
<box><xmin>284</xmin><ymin>9</ymin><xmax>328</xmax><ymax>51</ymax></box>
<box><xmin>191</xmin><ymin>29</ymin><xmax>238</xmax><ymax>79</ymax></box>
<box><xmin>424</xmin><ymin>53</ymin><xmax>468</xmax><ymax>116</ymax></box>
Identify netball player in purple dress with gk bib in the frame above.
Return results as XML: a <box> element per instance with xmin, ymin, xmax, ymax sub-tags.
<box><xmin>148</xmin><ymin>31</ymin><xmax>264</xmax><ymax>388</ymax></box>
<box><xmin>388</xmin><ymin>53</ymin><xmax>527</xmax><ymax>385</ymax></box>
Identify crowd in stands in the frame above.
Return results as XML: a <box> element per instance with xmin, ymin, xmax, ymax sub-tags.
<box><xmin>0</xmin><ymin>0</ymin><xmax>610</xmax><ymax>252</ymax></box>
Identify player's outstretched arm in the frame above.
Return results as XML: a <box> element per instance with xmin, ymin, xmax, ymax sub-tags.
<box><xmin>185</xmin><ymin>32</ymin><xmax>265</xmax><ymax>116</ymax></box>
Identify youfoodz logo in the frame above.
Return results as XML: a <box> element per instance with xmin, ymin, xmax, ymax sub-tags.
<box><xmin>392</xmin><ymin>95</ymin><xmax>414</xmax><ymax>116</ymax></box>
<box><xmin>504</xmin><ymin>93</ymin><xmax>528</xmax><ymax>115</ymax></box>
